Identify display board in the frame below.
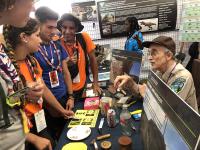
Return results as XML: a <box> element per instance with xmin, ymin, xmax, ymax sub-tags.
<box><xmin>89</xmin><ymin>44</ymin><xmax>111</xmax><ymax>82</ymax></box>
<box><xmin>143</xmin><ymin>70</ymin><xmax>200</xmax><ymax>150</ymax></box>
<box><xmin>110</xmin><ymin>49</ymin><xmax>142</xmax><ymax>83</ymax></box>
<box><xmin>179</xmin><ymin>0</ymin><xmax>200</xmax><ymax>42</ymax></box>
<box><xmin>71</xmin><ymin>1</ymin><xmax>97</xmax><ymax>22</ymax></box>
<box><xmin>97</xmin><ymin>0</ymin><xmax>177</xmax><ymax>38</ymax></box>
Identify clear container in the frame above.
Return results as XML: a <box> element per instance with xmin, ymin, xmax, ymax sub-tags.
<box><xmin>100</xmin><ymin>97</ymin><xmax>112</xmax><ymax>117</ymax></box>
<box><xmin>120</xmin><ymin>104</ymin><xmax>134</xmax><ymax>136</ymax></box>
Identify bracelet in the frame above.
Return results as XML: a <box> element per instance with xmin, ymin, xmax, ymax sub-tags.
<box><xmin>68</xmin><ymin>93</ymin><xmax>74</xmax><ymax>98</ymax></box>
<box><xmin>68</xmin><ymin>95</ymin><xmax>74</xmax><ymax>100</ymax></box>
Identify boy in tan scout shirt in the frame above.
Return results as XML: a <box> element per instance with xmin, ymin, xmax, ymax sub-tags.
<box><xmin>114</xmin><ymin>36</ymin><xmax>198</xmax><ymax>112</ymax></box>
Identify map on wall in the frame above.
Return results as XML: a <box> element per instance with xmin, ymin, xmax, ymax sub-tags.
<box><xmin>97</xmin><ymin>0</ymin><xmax>177</xmax><ymax>38</ymax></box>
<box><xmin>179</xmin><ymin>0</ymin><xmax>200</xmax><ymax>42</ymax></box>
<box><xmin>71</xmin><ymin>1</ymin><xmax>97</xmax><ymax>22</ymax></box>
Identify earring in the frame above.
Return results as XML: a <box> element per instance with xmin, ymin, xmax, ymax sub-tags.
<box><xmin>8</xmin><ymin>5</ymin><xmax>14</xmax><ymax>10</ymax></box>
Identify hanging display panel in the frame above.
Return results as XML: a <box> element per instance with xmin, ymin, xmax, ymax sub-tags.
<box><xmin>179</xmin><ymin>0</ymin><xmax>200</xmax><ymax>42</ymax></box>
<box><xmin>97</xmin><ymin>0</ymin><xmax>177</xmax><ymax>38</ymax></box>
<box><xmin>71</xmin><ymin>1</ymin><xmax>97</xmax><ymax>22</ymax></box>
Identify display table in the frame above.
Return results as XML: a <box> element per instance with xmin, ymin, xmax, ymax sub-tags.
<box><xmin>55</xmin><ymin>99</ymin><xmax>143</xmax><ymax>150</ymax></box>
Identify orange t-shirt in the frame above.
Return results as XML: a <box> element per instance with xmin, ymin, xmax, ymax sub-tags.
<box><xmin>61</xmin><ymin>32</ymin><xmax>96</xmax><ymax>91</ymax></box>
<box><xmin>18</xmin><ymin>58</ymin><xmax>43</xmax><ymax>118</ymax></box>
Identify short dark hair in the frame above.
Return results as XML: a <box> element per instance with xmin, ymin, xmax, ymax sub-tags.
<box><xmin>35</xmin><ymin>6</ymin><xmax>59</xmax><ymax>23</ymax></box>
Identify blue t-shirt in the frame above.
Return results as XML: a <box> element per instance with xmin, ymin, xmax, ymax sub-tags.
<box><xmin>124</xmin><ymin>31</ymin><xmax>144</xmax><ymax>54</ymax></box>
<box><xmin>34</xmin><ymin>41</ymin><xmax>68</xmax><ymax>101</ymax></box>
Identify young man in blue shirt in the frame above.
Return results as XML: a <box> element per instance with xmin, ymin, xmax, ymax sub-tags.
<box><xmin>34</xmin><ymin>7</ymin><xmax>74</xmax><ymax>138</ymax></box>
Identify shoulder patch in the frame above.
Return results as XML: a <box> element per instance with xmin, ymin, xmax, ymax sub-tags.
<box><xmin>170</xmin><ymin>78</ymin><xmax>186</xmax><ymax>93</ymax></box>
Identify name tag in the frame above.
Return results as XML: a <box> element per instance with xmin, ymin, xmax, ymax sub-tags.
<box><xmin>34</xmin><ymin>109</ymin><xmax>47</xmax><ymax>133</ymax></box>
<box><xmin>49</xmin><ymin>70</ymin><xmax>59</xmax><ymax>88</ymax></box>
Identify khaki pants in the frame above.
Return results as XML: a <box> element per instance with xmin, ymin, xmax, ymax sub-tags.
<box><xmin>0</xmin><ymin>117</ymin><xmax>25</xmax><ymax>150</ymax></box>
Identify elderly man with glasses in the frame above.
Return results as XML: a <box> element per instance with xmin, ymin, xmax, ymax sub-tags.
<box><xmin>114</xmin><ymin>36</ymin><xmax>198</xmax><ymax>112</ymax></box>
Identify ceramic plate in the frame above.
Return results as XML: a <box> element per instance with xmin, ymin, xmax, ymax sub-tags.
<box><xmin>67</xmin><ymin>125</ymin><xmax>91</xmax><ymax>141</ymax></box>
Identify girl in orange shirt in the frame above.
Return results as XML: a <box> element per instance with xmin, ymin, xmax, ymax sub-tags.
<box><xmin>3</xmin><ymin>18</ymin><xmax>74</xmax><ymax>150</ymax></box>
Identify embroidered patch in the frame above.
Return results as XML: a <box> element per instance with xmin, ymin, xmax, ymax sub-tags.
<box><xmin>170</xmin><ymin>78</ymin><xmax>186</xmax><ymax>93</ymax></box>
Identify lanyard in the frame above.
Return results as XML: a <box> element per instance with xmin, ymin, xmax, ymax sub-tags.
<box><xmin>166</xmin><ymin>63</ymin><xmax>178</xmax><ymax>84</ymax></box>
<box><xmin>25</xmin><ymin>56</ymin><xmax>37</xmax><ymax>81</ymax></box>
<box><xmin>39</xmin><ymin>42</ymin><xmax>61</xmax><ymax>71</ymax></box>
<box><xmin>63</xmin><ymin>37</ymin><xmax>79</xmax><ymax>59</ymax></box>
<box><xmin>44</xmin><ymin>44</ymin><xmax>54</xmax><ymax>64</ymax></box>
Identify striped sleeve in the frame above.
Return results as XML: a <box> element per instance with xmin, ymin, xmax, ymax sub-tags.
<box><xmin>0</xmin><ymin>44</ymin><xmax>20</xmax><ymax>94</ymax></box>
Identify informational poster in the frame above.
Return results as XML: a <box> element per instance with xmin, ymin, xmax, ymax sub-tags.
<box><xmin>143</xmin><ymin>71</ymin><xmax>200</xmax><ymax>150</ymax></box>
<box><xmin>179</xmin><ymin>0</ymin><xmax>200</xmax><ymax>42</ymax></box>
<box><xmin>71</xmin><ymin>1</ymin><xmax>97</xmax><ymax>22</ymax></box>
<box><xmin>89</xmin><ymin>44</ymin><xmax>111</xmax><ymax>82</ymax></box>
<box><xmin>110</xmin><ymin>49</ymin><xmax>142</xmax><ymax>83</ymax></box>
<box><xmin>97</xmin><ymin>0</ymin><xmax>177</xmax><ymax>38</ymax></box>
<box><xmin>68</xmin><ymin>109</ymin><xmax>99</xmax><ymax>128</ymax></box>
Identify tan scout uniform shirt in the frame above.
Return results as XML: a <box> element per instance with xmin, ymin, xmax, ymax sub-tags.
<box><xmin>157</xmin><ymin>62</ymin><xmax>198</xmax><ymax>112</ymax></box>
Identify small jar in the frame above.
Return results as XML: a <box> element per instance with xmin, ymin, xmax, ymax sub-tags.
<box><xmin>118</xmin><ymin>136</ymin><xmax>132</xmax><ymax>150</ymax></box>
<box><xmin>100</xmin><ymin>141</ymin><xmax>112</xmax><ymax>150</ymax></box>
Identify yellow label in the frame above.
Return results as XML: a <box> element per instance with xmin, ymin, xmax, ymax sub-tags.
<box><xmin>20</xmin><ymin>109</ymin><xmax>29</xmax><ymax>134</ymax></box>
<box><xmin>130</xmin><ymin>109</ymin><xmax>142</xmax><ymax>115</ymax></box>
<box><xmin>62</xmin><ymin>142</ymin><xmax>87</xmax><ymax>150</ymax></box>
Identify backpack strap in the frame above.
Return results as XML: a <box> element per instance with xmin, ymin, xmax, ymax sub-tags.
<box><xmin>76</xmin><ymin>33</ymin><xmax>90</xmax><ymax>76</ymax></box>
<box><xmin>132</xmin><ymin>31</ymin><xmax>143</xmax><ymax>50</ymax></box>
<box><xmin>0</xmin><ymin>83</ymin><xmax>12</xmax><ymax>129</ymax></box>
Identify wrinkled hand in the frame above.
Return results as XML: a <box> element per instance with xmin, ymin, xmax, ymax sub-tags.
<box><xmin>34</xmin><ymin>136</ymin><xmax>52</xmax><ymax>150</ymax></box>
<box><xmin>114</xmin><ymin>75</ymin><xmax>134</xmax><ymax>90</ymax></box>
<box><xmin>26</xmin><ymin>82</ymin><xmax>44</xmax><ymax>103</ymax></box>
<box><xmin>92</xmin><ymin>83</ymin><xmax>102</xmax><ymax>95</ymax></box>
<box><xmin>66</xmin><ymin>98</ymin><xmax>74</xmax><ymax>110</ymax></box>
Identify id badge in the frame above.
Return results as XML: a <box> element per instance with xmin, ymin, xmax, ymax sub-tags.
<box><xmin>73</xmin><ymin>73</ymin><xmax>80</xmax><ymax>83</ymax></box>
<box><xmin>34</xmin><ymin>109</ymin><xmax>47</xmax><ymax>133</ymax></box>
<box><xmin>49</xmin><ymin>70</ymin><xmax>59</xmax><ymax>88</ymax></box>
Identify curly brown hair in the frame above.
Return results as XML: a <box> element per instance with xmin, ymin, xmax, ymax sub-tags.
<box><xmin>0</xmin><ymin>0</ymin><xmax>16</xmax><ymax>12</ymax></box>
<box><xmin>3</xmin><ymin>18</ymin><xmax>40</xmax><ymax>86</ymax></box>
